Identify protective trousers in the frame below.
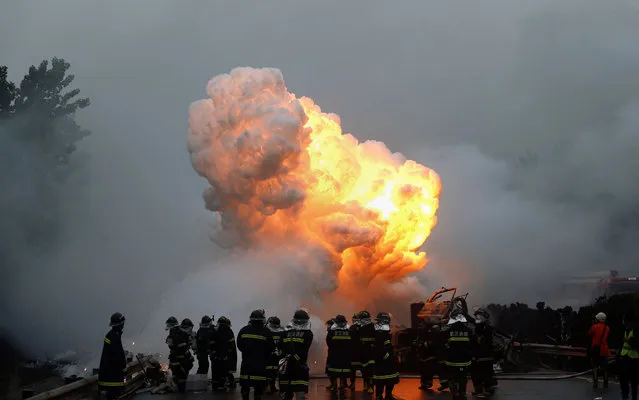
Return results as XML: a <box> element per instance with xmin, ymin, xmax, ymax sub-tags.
<box><xmin>419</xmin><ymin>358</ymin><xmax>436</xmax><ymax>388</ymax></box>
<box><xmin>99</xmin><ymin>387</ymin><xmax>123</xmax><ymax>400</ymax></box>
<box><xmin>471</xmin><ymin>360</ymin><xmax>496</xmax><ymax>393</ymax></box>
<box><xmin>196</xmin><ymin>353</ymin><xmax>209</xmax><ymax>375</ymax></box>
<box><xmin>375</xmin><ymin>382</ymin><xmax>395</xmax><ymax>399</ymax></box>
<box><xmin>591</xmin><ymin>355</ymin><xmax>608</xmax><ymax>388</ymax></box>
<box><xmin>619</xmin><ymin>357</ymin><xmax>639</xmax><ymax>400</ymax></box>
<box><xmin>241</xmin><ymin>385</ymin><xmax>264</xmax><ymax>400</ymax></box>
<box><xmin>279</xmin><ymin>392</ymin><xmax>307</xmax><ymax>400</ymax></box>
<box><xmin>448</xmin><ymin>366</ymin><xmax>468</xmax><ymax>400</ymax></box>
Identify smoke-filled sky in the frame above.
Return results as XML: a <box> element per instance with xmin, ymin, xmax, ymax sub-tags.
<box><xmin>2</xmin><ymin>0</ymin><xmax>639</xmax><ymax>362</ymax></box>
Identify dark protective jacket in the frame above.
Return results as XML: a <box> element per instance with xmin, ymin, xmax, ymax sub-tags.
<box><xmin>267</xmin><ymin>327</ymin><xmax>285</xmax><ymax>375</ymax></box>
<box><xmin>349</xmin><ymin>323</ymin><xmax>362</xmax><ymax>369</ymax></box>
<box><xmin>444</xmin><ymin>321</ymin><xmax>473</xmax><ymax>368</ymax></box>
<box><xmin>280</xmin><ymin>326</ymin><xmax>314</xmax><ymax>393</ymax></box>
<box><xmin>195</xmin><ymin>326</ymin><xmax>216</xmax><ymax>356</ymax></box>
<box><xmin>373</xmin><ymin>324</ymin><xmax>399</xmax><ymax>383</ymax></box>
<box><xmin>326</xmin><ymin>324</ymin><xmax>352</xmax><ymax>377</ymax></box>
<box><xmin>168</xmin><ymin>328</ymin><xmax>194</xmax><ymax>372</ymax></box>
<box><xmin>237</xmin><ymin>322</ymin><xmax>274</xmax><ymax>386</ymax></box>
<box><xmin>416</xmin><ymin>328</ymin><xmax>437</xmax><ymax>364</ymax></box>
<box><xmin>473</xmin><ymin>323</ymin><xmax>494</xmax><ymax>361</ymax></box>
<box><xmin>212</xmin><ymin>324</ymin><xmax>238</xmax><ymax>372</ymax></box>
<box><xmin>358</xmin><ymin>320</ymin><xmax>377</xmax><ymax>369</ymax></box>
<box><xmin>98</xmin><ymin>328</ymin><xmax>127</xmax><ymax>387</ymax></box>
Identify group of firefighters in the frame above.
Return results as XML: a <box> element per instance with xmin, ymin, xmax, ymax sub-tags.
<box><xmin>96</xmin><ymin>306</ymin><xmax>498</xmax><ymax>400</ymax></box>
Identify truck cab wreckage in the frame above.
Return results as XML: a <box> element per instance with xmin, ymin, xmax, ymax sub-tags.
<box><xmin>394</xmin><ymin>287</ymin><xmax>523</xmax><ymax>373</ymax></box>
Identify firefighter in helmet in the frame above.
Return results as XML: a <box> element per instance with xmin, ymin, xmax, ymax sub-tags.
<box><xmin>416</xmin><ymin>322</ymin><xmax>438</xmax><ymax>390</ymax></box>
<box><xmin>326</xmin><ymin>314</ymin><xmax>352</xmax><ymax>393</ymax></box>
<box><xmin>444</xmin><ymin>310</ymin><xmax>473</xmax><ymax>400</ymax></box>
<box><xmin>279</xmin><ymin>309</ymin><xmax>314</xmax><ymax>400</ymax></box>
<box><xmin>266</xmin><ymin>316</ymin><xmax>285</xmax><ymax>394</ymax></box>
<box><xmin>349</xmin><ymin>312</ymin><xmax>362</xmax><ymax>389</ymax></box>
<box><xmin>168</xmin><ymin>318</ymin><xmax>195</xmax><ymax>393</ymax></box>
<box><xmin>237</xmin><ymin>309</ymin><xmax>274</xmax><ymax>400</ymax></box>
<box><xmin>471</xmin><ymin>308</ymin><xmax>497</xmax><ymax>397</ymax></box>
<box><xmin>195</xmin><ymin>315</ymin><xmax>215</xmax><ymax>376</ymax></box>
<box><xmin>98</xmin><ymin>313</ymin><xmax>127</xmax><ymax>400</ymax></box>
<box><xmin>373</xmin><ymin>312</ymin><xmax>399</xmax><ymax>400</ymax></box>
<box><xmin>212</xmin><ymin>316</ymin><xmax>237</xmax><ymax>391</ymax></box>
<box><xmin>358</xmin><ymin>310</ymin><xmax>377</xmax><ymax>394</ymax></box>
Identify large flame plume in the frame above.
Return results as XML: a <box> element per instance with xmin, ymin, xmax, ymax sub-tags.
<box><xmin>188</xmin><ymin>67</ymin><xmax>441</xmax><ymax>303</ymax></box>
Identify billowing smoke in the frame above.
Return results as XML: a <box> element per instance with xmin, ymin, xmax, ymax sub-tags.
<box><xmin>2</xmin><ymin>0</ymin><xmax>639</xmax><ymax>369</ymax></box>
<box><xmin>186</xmin><ymin>67</ymin><xmax>440</xmax><ymax>311</ymax></box>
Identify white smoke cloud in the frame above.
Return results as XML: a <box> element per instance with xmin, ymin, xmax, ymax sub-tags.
<box><xmin>2</xmin><ymin>0</ymin><xmax>639</xmax><ymax>367</ymax></box>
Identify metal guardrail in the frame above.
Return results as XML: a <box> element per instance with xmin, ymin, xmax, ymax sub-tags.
<box><xmin>27</xmin><ymin>355</ymin><xmax>150</xmax><ymax>400</ymax></box>
<box><xmin>521</xmin><ymin>343</ymin><xmax>617</xmax><ymax>358</ymax></box>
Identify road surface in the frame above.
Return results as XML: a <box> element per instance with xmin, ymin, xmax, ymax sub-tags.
<box><xmin>133</xmin><ymin>377</ymin><xmax>618</xmax><ymax>399</ymax></box>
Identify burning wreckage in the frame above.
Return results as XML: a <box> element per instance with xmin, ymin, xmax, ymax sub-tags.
<box><xmin>393</xmin><ymin>287</ymin><xmax>522</xmax><ymax>373</ymax></box>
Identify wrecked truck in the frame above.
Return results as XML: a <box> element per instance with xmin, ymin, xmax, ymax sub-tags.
<box><xmin>392</xmin><ymin>287</ymin><xmax>522</xmax><ymax>372</ymax></box>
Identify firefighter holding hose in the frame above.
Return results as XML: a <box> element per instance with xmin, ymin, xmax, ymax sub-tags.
<box><xmin>168</xmin><ymin>318</ymin><xmax>195</xmax><ymax>393</ymax></box>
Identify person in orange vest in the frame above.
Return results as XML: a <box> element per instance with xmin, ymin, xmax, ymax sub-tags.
<box><xmin>588</xmin><ymin>312</ymin><xmax>611</xmax><ymax>389</ymax></box>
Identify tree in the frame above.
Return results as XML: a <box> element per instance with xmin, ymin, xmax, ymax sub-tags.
<box><xmin>0</xmin><ymin>58</ymin><xmax>90</xmax><ymax>256</ymax></box>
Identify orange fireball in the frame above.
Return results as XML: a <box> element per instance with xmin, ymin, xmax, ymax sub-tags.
<box><xmin>188</xmin><ymin>67</ymin><xmax>441</xmax><ymax>301</ymax></box>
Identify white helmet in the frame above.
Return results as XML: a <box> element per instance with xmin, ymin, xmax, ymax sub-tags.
<box><xmin>595</xmin><ymin>312</ymin><xmax>606</xmax><ymax>322</ymax></box>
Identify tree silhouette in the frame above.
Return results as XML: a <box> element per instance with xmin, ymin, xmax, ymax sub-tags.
<box><xmin>0</xmin><ymin>57</ymin><xmax>90</xmax><ymax>255</ymax></box>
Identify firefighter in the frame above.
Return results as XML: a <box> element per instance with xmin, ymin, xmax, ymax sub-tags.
<box><xmin>431</xmin><ymin>324</ymin><xmax>450</xmax><ymax>391</ymax></box>
<box><xmin>326</xmin><ymin>314</ymin><xmax>352</xmax><ymax>393</ymax></box>
<box><xmin>279</xmin><ymin>309</ymin><xmax>314</xmax><ymax>400</ymax></box>
<box><xmin>237</xmin><ymin>309</ymin><xmax>274</xmax><ymax>400</ymax></box>
<box><xmin>324</xmin><ymin>318</ymin><xmax>335</xmax><ymax>379</ymax></box>
<box><xmin>358</xmin><ymin>310</ymin><xmax>377</xmax><ymax>394</ymax></box>
<box><xmin>416</xmin><ymin>323</ymin><xmax>438</xmax><ymax>390</ymax></box>
<box><xmin>212</xmin><ymin>316</ymin><xmax>238</xmax><ymax>391</ymax></box>
<box><xmin>266</xmin><ymin>316</ymin><xmax>285</xmax><ymax>394</ymax></box>
<box><xmin>444</xmin><ymin>310</ymin><xmax>473</xmax><ymax>400</ymax></box>
<box><xmin>373</xmin><ymin>312</ymin><xmax>399</xmax><ymax>400</ymax></box>
<box><xmin>618</xmin><ymin>312</ymin><xmax>639</xmax><ymax>400</ymax></box>
<box><xmin>349</xmin><ymin>313</ymin><xmax>361</xmax><ymax>389</ymax></box>
<box><xmin>195</xmin><ymin>315</ymin><xmax>215</xmax><ymax>376</ymax></box>
<box><xmin>471</xmin><ymin>308</ymin><xmax>497</xmax><ymax>397</ymax></box>
<box><xmin>168</xmin><ymin>318</ymin><xmax>195</xmax><ymax>393</ymax></box>
<box><xmin>98</xmin><ymin>313</ymin><xmax>127</xmax><ymax>400</ymax></box>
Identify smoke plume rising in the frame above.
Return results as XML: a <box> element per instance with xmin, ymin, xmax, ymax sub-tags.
<box><xmin>1</xmin><ymin>0</ymin><xmax>639</xmax><ymax>368</ymax></box>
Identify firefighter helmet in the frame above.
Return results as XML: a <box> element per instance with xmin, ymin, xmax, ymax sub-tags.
<box><xmin>293</xmin><ymin>309</ymin><xmax>310</xmax><ymax>321</ymax></box>
<box><xmin>358</xmin><ymin>310</ymin><xmax>371</xmax><ymax>319</ymax></box>
<box><xmin>165</xmin><ymin>316</ymin><xmax>178</xmax><ymax>330</ymax></box>
<box><xmin>180</xmin><ymin>318</ymin><xmax>194</xmax><ymax>328</ymax></box>
<box><xmin>376</xmin><ymin>312</ymin><xmax>391</xmax><ymax>324</ymax></box>
<box><xmin>335</xmin><ymin>315</ymin><xmax>347</xmax><ymax>325</ymax></box>
<box><xmin>250</xmin><ymin>309</ymin><xmax>266</xmax><ymax>322</ymax></box>
<box><xmin>201</xmin><ymin>315</ymin><xmax>212</xmax><ymax>326</ymax></box>
<box><xmin>267</xmin><ymin>316</ymin><xmax>281</xmax><ymax>326</ymax></box>
<box><xmin>109</xmin><ymin>312</ymin><xmax>125</xmax><ymax>327</ymax></box>
<box><xmin>218</xmin><ymin>316</ymin><xmax>231</xmax><ymax>327</ymax></box>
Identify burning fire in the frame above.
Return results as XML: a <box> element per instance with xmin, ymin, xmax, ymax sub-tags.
<box><xmin>188</xmin><ymin>67</ymin><xmax>441</xmax><ymax>300</ymax></box>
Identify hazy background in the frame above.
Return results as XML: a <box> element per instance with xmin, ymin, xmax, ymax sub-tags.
<box><xmin>2</xmin><ymin>0</ymin><xmax>639</xmax><ymax>362</ymax></box>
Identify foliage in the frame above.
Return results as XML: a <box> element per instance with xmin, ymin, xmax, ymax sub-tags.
<box><xmin>0</xmin><ymin>58</ymin><xmax>90</xmax><ymax>258</ymax></box>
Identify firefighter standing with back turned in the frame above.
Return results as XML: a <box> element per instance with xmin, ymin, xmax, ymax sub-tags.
<box><xmin>326</xmin><ymin>314</ymin><xmax>352</xmax><ymax>393</ymax></box>
<box><xmin>279</xmin><ymin>309</ymin><xmax>314</xmax><ymax>400</ymax></box>
<box><xmin>168</xmin><ymin>318</ymin><xmax>195</xmax><ymax>393</ymax></box>
<box><xmin>349</xmin><ymin>313</ymin><xmax>362</xmax><ymax>389</ymax></box>
<box><xmin>98</xmin><ymin>312</ymin><xmax>127</xmax><ymax>400</ymax></box>
<box><xmin>195</xmin><ymin>315</ymin><xmax>215</xmax><ymax>376</ymax></box>
<box><xmin>266</xmin><ymin>316</ymin><xmax>285</xmax><ymax>394</ymax></box>
<box><xmin>358</xmin><ymin>310</ymin><xmax>377</xmax><ymax>394</ymax></box>
<box><xmin>416</xmin><ymin>323</ymin><xmax>438</xmax><ymax>390</ymax></box>
<box><xmin>444</xmin><ymin>309</ymin><xmax>473</xmax><ymax>400</ymax></box>
<box><xmin>373</xmin><ymin>312</ymin><xmax>399</xmax><ymax>400</ymax></box>
<box><xmin>471</xmin><ymin>308</ymin><xmax>497</xmax><ymax>397</ymax></box>
<box><xmin>212</xmin><ymin>316</ymin><xmax>238</xmax><ymax>391</ymax></box>
<box><xmin>237</xmin><ymin>309</ymin><xmax>274</xmax><ymax>400</ymax></box>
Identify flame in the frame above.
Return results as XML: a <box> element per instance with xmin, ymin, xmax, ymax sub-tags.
<box><xmin>188</xmin><ymin>67</ymin><xmax>441</xmax><ymax>302</ymax></box>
